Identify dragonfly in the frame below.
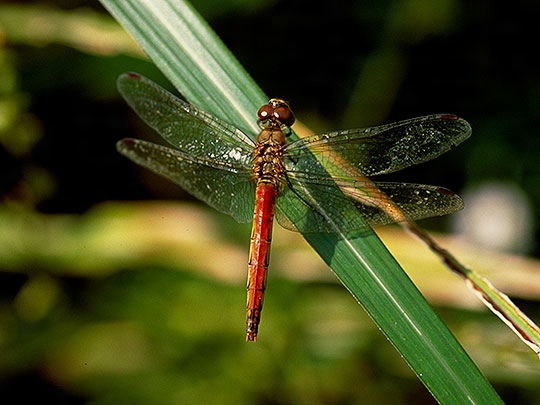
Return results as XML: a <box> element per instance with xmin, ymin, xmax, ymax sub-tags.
<box><xmin>116</xmin><ymin>72</ymin><xmax>472</xmax><ymax>341</ymax></box>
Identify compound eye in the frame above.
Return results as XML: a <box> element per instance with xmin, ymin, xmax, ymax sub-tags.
<box><xmin>273</xmin><ymin>105</ymin><xmax>295</xmax><ymax>127</ymax></box>
<box><xmin>257</xmin><ymin>104</ymin><xmax>274</xmax><ymax>121</ymax></box>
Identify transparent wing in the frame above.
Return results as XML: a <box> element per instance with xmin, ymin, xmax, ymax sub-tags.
<box><xmin>117</xmin><ymin>73</ymin><xmax>258</xmax><ymax>223</ymax></box>
<box><xmin>275</xmin><ymin>177</ymin><xmax>464</xmax><ymax>232</ymax></box>
<box><xmin>117</xmin><ymin>139</ymin><xmax>255</xmax><ymax>223</ymax></box>
<box><xmin>284</xmin><ymin>114</ymin><xmax>471</xmax><ymax>177</ymax></box>
<box><xmin>117</xmin><ymin>73</ymin><xmax>256</xmax><ymax>166</ymax></box>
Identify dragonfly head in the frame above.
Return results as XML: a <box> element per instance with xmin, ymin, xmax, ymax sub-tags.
<box><xmin>257</xmin><ymin>99</ymin><xmax>295</xmax><ymax>134</ymax></box>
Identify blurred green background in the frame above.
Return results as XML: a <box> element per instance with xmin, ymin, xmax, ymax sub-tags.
<box><xmin>1</xmin><ymin>0</ymin><xmax>540</xmax><ymax>403</ymax></box>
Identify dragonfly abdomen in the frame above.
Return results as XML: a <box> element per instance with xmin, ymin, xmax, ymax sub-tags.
<box><xmin>246</xmin><ymin>182</ymin><xmax>278</xmax><ymax>341</ymax></box>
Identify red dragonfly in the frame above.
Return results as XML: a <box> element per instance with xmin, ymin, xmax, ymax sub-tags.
<box><xmin>117</xmin><ymin>72</ymin><xmax>471</xmax><ymax>341</ymax></box>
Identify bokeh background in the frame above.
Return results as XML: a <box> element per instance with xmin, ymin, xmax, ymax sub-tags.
<box><xmin>1</xmin><ymin>0</ymin><xmax>540</xmax><ymax>403</ymax></box>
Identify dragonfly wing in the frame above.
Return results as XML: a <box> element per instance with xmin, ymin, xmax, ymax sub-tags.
<box><xmin>117</xmin><ymin>73</ymin><xmax>255</xmax><ymax>165</ymax></box>
<box><xmin>345</xmin><ymin>181</ymin><xmax>464</xmax><ymax>226</ymax></box>
<box><xmin>275</xmin><ymin>176</ymin><xmax>464</xmax><ymax>232</ymax></box>
<box><xmin>118</xmin><ymin>139</ymin><xmax>255</xmax><ymax>223</ymax></box>
<box><xmin>275</xmin><ymin>181</ymin><xmax>370</xmax><ymax>233</ymax></box>
<box><xmin>284</xmin><ymin>114</ymin><xmax>471</xmax><ymax>176</ymax></box>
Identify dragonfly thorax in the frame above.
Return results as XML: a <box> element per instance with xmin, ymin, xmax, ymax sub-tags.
<box><xmin>253</xmin><ymin>127</ymin><xmax>286</xmax><ymax>186</ymax></box>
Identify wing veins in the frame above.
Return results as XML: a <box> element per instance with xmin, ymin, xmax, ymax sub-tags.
<box><xmin>285</xmin><ymin>114</ymin><xmax>471</xmax><ymax>176</ymax></box>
